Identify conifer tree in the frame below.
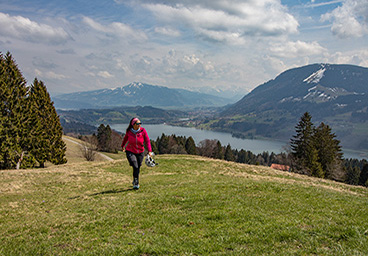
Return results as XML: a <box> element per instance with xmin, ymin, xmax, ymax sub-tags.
<box><xmin>97</xmin><ymin>124</ymin><xmax>112</xmax><ymax>152</ymax></box>
<box><xmin>359</xmin><ymin>164</ymin><xmax>368</xmax><ymax>187</ymax></box>
<box><xmin>224</xmin><ymin>144</ymin><xmax>235</xmax><ymax>161</ymax></box>
<box><xmin>346</xmin><ymin>165</ymin><xmax>361</xmax><ymax>185</ymax></box>
<box><xmin>290</xmin><ymin>112</ymin><xmax>321</xmax><ymax>175</ymax></box>
<box><xmin>28</xmin><ymin>78</ymin><xmax>67</xmax><ymax>167</ymax></box>
<box><xmin>237</xmin><ymin>149</ymin><xmax>246</xmax><ymax>163</ymax></box>
<box><xmin>291</xmin><ymin>112</ymin><xmax>314</xmax><ymax>160</ymax></box>
<box><xmin>150</xmin><ymin>139</ymin><xmax>158</xmax><ymax>154</ymax></box>
<box><xmin>0</xmin><ymin>52</ymin><xmax>30</xmax><ymax>169</ymax></box>
<box><xmin>46</xmin><ymin>92</ymin><xmax>67</xmax><ymax>165</ymax></box>
<box><xmin>313</xmin><ymin>122</ymin><xmax>344</xmax><ymax>180</ymax></box>
<box><xmin>306</xmin><ymin>146</ymin><xmax>324</xmax><ymax>178</ymax></box>
<box><xmin>213</xmin><ymin>140</ymin><xmax>224</xmax><ymax>159</ymax></box>
<box><xmin>185</xmin><ymin>136</ymin><xmax>197</xmax><ymax>155</ymax></box>
<box><xmin>157</xmin><ymin>133</ymin><xmax>170</xmax><ymax>154</ymax></box>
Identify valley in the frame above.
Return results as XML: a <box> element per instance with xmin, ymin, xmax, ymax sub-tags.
<box><xmin>56</xmin><ymin>63</ymin><xmax>368</xmax><ymax>156</ymax></box>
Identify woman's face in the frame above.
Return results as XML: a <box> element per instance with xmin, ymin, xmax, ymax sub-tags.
<box><xmin>133</xmin><ymin>119</ymin><xmax>141</xmax><ymax>130</ymax></box>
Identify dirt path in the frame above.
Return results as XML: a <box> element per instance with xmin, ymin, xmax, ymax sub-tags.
<box><xmin>63</xmin><ymin>137</ymin><xmax>114</xmax><ymax>161</ymax></box>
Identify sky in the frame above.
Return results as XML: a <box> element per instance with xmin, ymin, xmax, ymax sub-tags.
<box><xmin>0</xmin><ymin>0</ymin><xmax>368</xmax><ymax>96</ymax></box>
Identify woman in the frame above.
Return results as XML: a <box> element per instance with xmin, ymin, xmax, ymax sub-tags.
<box><xmin>121</xmin><ymin>118</ymin><xmax>153</xmax><ymax>189</ymax></box>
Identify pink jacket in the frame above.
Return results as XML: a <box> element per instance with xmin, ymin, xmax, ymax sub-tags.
<box><xmin>121</xmin><ymin>127</ymin><xmax>152</xmax><ymax>154</ymax></box>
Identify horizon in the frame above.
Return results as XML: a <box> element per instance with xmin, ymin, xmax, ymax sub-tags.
<box><xmin>1</xmin><ymin>0</ymin><xmax>367</xmax><ymax>96</ymax></box>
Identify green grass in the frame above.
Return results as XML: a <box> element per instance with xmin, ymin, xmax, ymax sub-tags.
<box><xmin>1</xmin><ymin>155</ymin><xmax>368</xmax><ymax>255</ymax></box>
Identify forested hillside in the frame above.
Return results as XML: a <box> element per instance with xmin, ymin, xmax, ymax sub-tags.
<box><xmin>207</xmin><ymin>63</ymin><xmax>368</xmax><ymax>151</ymax></box>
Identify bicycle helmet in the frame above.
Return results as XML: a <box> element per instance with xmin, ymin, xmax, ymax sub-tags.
<box><xmin>145</xmin><ymin>153</ymin><xmax>157</xmax><ymax>167</ymax></box>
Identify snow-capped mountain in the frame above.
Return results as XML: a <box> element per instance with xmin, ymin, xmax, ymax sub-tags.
<box><xmin>53</xmin><ymin>82</ymin><xmax>233</xmax><ymax>109</ymax></box>
<box><xmin>218</xmin><ymin>63</ymin><xmax>368</xmax><ymax>150</ymax></box>
<box><xmin>223</xmin><ymin>63</ymin><xmax>367</xmax><ymax>116</ymax></box>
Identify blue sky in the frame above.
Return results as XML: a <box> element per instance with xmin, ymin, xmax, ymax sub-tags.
<box><xmin>0</xmin><ymin>0</ymin><xmax>367</xmax><ymax>96</ymax></box>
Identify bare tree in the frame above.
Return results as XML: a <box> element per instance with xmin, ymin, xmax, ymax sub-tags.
<box><xmin>197</xmin><ymin>139</ymin><xmax>218</xmax><ymax>158</ymax></box>
<box><xmin>80</xmin><ymin>135</ymin><xmax>97</xmax><ymax>161</ymax></box>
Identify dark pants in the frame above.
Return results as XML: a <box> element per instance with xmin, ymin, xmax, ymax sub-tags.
<box><xmin>126</xmin><ymin>151</ymin><xmax>144</xmax><ymax>180</ymax></box>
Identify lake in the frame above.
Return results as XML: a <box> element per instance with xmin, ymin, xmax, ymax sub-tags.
<box><xmin>110</xmin><ymin>123</ymin><xmax>367</xmax><ymax>160</ymax></box>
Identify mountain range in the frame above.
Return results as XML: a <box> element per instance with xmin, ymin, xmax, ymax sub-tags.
<box><xmin>54</xmin><ymin>63</ymin><xmax>368</xmax><ymax>153</ymax></box>
<box><xmin>210</xmin><ymin>63</ymin><xmax>368</xmax><ymax>151</ymax></box>
<box><xmin>52</xmin><ymin>82</ymin><xmax>236</xmax><ymax>109</ymax></box>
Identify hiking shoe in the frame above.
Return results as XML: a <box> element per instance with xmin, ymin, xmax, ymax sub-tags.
<box><xmin>133</xmin><ymin>178</ymin><xmax>139</xmax><ymax>190</ymax></box>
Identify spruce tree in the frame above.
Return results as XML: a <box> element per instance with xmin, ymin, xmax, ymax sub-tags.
<box><xmin>291</xmin><ymin>112</ymin><xmax>314</xmax><ymax>160</ymax></box>
<box><xmin>97</xmin><ymin>124</ymin><xmax>112</xmax><ymax>152</ymax></box>
<box><xmin>157</xmin><ymin>133</ymin><xmax>169</xmax><ymax>154</ymax></box>
<box><xmin>0</xmin><ymin>52</ymin><xmax>30</xmax><ymax>169</ymax></box>
<box><xmin>313</xmin><ymin>122</ymin><xmax>344</xmax><ymax>180</ymax></box>
<box><xmin>360</xmin><ymin>164</ymin><xmax>368</xmax><ymax>186</ymax></box>
<box><xmin>346</xmin><ymin>166</ymin><xmax>361</xmax><ymax>185</ymax></box>
<box><xmin>28</xmin><ymin>78</ymin><xmax>67</xmax><ymax>167</ymax></box>
<box><xmin>185</xmin><ymin>136</ymin><xmax>197</xmax><ymax>155</ymax></box>
<box><xmin>237</xmin><ymin>149</ymin><xmax>246</xmax><ymax>163</ymax></box>
<box><xmin>290</xmin><ymin>112</ymin><xmax>320</xmax><ymax>175</ymax></box>
<box><xmin>213</xmin><ymin>140</ymin><xmax>224</xmax><ymax>159</ymax></box>
<box><xmin>306</xmin><ymin>146</ymin><xmax>324</xmax><ymax>178</ymax></box>
<box><xmin>224</xmin><ymin>144</ymin><xmax>235</xmax><ymax>162</ymax></box>
<box><xmin>45</xmin><ymin>86</ymin><xmax>67</xmax><ymax>165</ymax></box>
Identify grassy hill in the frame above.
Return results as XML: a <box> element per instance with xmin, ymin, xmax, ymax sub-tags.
<box><xmin>1</xmin><ymin>138</ymin><xmax>368</xmax><ymax>255</ymax></box>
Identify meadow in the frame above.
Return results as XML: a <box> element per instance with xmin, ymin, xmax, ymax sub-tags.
<box><xmin>1</xmin><ymin>138</ymin><xmax>368</xmax><ymax>255</ymax></box>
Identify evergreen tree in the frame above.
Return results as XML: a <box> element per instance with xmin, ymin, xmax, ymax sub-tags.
<box><xmin>224</xmin><ymin>144</ymin><xmax>235</xmax><ymax>162</ymax></box>
<box><xmin>307</xmin><ymin>146</ymin><xmax>324</xmax><ymax>178</ymax></box>
<box><xmin>290</xmin><ymin>112</ymin><xmax>314</xmax><ymax>161</ymax></box>
<box><xmin>48</xmin><ymin>101</ymin><xmax>67</xmax><ymax>165</ymax></box>
<box><xmin>0</xmin><ymin>52</ymin><xmax>30</xmax><ymax>169</ymax></box>
<box><xmin>237</xmin><ymin>149</ymin><xmax>246</xmax><ymax>163</ymax></box>
<box><xmin>0</xmin><ymin>52</ymin><xmax>66</xmax><ymax>169</ymax></box>
<box><xmin>290</xmin><ymin>112</ymin><xmax>320</xmax><ymax>174</ymax></box>
<box><xmin>28</xmin><ymin>78</ymin><xmax>67</xmax><ymax>167</ymax></box>
<box><xmin>185</xmin><ymin>136</ymin><xmax>197</xmax><ymax>155</ymax></box>
<box><xmin>150</xmin><ymin>139</ymin><xmax>158</xmax><ymax>155</ymax></box>
<box><xmin>157</xmin><ymin>133</ymin><xmax>170</xmax><ymax>154</ymax></box>
<box><xmin>97</xmin><ymin>124</ymin><xmax>112</xmax><ymax>152</ymax></box>
<box><xmin>213</xmin><ymin>140</ymin><xmax>224</xmax><ymax>159</ymax></box>
<box><xmin>346</xmin><ymin>166</ymin><xmax>361</xmax><ymax>185</ymax></box>
<box><xmin>360</xmin><ymin>164</ymin><xmax>368</xmax><ymax>187</ymax></box>
<box><xmin>313</xmin><ymin>122</ymin><xmax>344</xmax><ymax>180</ymax></box>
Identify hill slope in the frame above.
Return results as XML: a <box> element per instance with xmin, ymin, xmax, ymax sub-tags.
<box><xmin>53</xmin><ymin>82</ymin><xmax>233</xmax><ymax>109</ymax></box>
<box><xmin>214</xmin><ymin>63</ymin><xmax>368</xmax><ymax>151</ymax></box>
<box><xmin>1</xmin><ymin>153</ymin><xmax>367</xmax><ymax>255</ymax></box>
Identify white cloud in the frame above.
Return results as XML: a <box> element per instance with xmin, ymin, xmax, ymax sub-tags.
<box><xmin>325</xmin><ymin>49</ymin><xmax>368</xmax><ymax>66</ymax></box>
<box><xmin>196</xmin><ymin>28</ymin><xmax>246</xmax><ymax>45</ymax></box>
<box><xmin>35</xmin><ymin>69</ymin><xmax>68</xmax><ymax>80</ymax></box>
<box><xmin>82</xmin><ymin>16</ymin><xmax>148</xmax><ymax>41</ymax></box>
<box><xmin>140</xmin><ymin>0</ymin><xmax>299</xmax><ymax>44</ymax></box>
<box><xmin>0</xmin><ymin>12</ymin><xmax>70</xmax><ymax>44</ymax></box>
<box><xmin>270</xmin><ymin>40</ymin><xmax>326</xmax><ymax>58</ymax></box>
<box><xmin>98</xmin><ymin>71</ymin><xmax>114</xmax><ymax>78</ymax></box>
<box><xmin>321</xmin><ymin>0</ymin><xmax>368</xmax><ymax>38</ymax></box>
<box><xmin>154</xmin><ymin>27</ymin><xmax>181</xmax><ymax>37</ymax></box>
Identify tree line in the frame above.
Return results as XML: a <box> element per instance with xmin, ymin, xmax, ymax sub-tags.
<box><xmin>90</xmin><ymin>111</ymin><xmax>368</xmax><ymax>187</ymax></box>
<box><xmin>152</xmin><ymin>133</ymin><xmax>288</xmax><ymax>166</ymax></box>
<box><xmin>0</xmin><ymin>52</ymin><xmax>66</xmax><ymax>169</ymax></box>
<box><xmin>141</xmin><ymin>112</ymin><xmax>368</xmax><ymax>187</ymax></box>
